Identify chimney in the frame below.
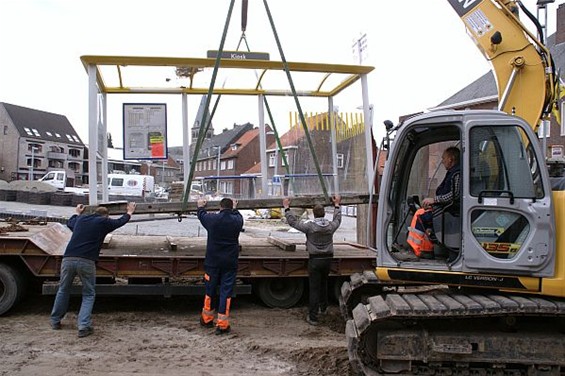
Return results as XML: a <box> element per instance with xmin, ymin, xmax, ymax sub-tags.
<box><xmin>557</xmin><ymin>3</ymin><xmax>565</xmax><ymax>45</ymax></box>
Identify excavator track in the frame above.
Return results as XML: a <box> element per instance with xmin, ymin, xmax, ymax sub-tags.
<box><xmin>346</xmin><ymin>290</ymin><xmax>565</xmax><ymax>376</ymax></box>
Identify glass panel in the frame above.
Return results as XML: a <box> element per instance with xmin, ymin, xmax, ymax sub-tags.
<box><xmin>405</xmin><ymin>141</ymin><xmax>459</xmax><ymax>202</ymax></box>
<box><xmin>111</xmin><ymin>178</ymin><xmax>124</xmax><ymax>187</ymax></box>
<box><xmin>470</xmin><ymin>209</ymin><xmax>530</xmax><ymax>259</ymax></box>
<box><xmin>469</xmin><ymin>126</ymin><xmax>543</xmax><ymax>198</ymax></box>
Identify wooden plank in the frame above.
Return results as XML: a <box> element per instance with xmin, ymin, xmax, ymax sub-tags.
<box><xmin>84</xmin><ymin>194</ymin><xmax>374</xmax><ymax>215</ymax></box>
<box><xmin>267</xmin><ymin>236</ymin><xmax>296</xmax><ymax>252</ymax></box>
<box><xmin>102</xmin><ymin>234</ymin><xmax>112</xmax><ymax>249</ymax></box>
<box><xmin>166</xmin><ymin>236</ymin><xmax>177</xmax><ymax>252</ymax></box>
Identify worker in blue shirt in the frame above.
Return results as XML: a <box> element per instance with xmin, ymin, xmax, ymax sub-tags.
<box><xmin>50</xmin><ymin>202</ymin><xmax>136</xmax><ymax>338</ymax></box>
<box><xmin>197</xmin><ymin>197</ymin><xmax>243</xmax><ymax>335</ymax></box>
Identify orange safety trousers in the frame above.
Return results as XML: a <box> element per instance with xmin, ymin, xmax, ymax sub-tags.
<box><xmin>407</xmin><ymin>208</ymin><xmax>434</xmax><ymax>257</ymax></box>
<box><xmin>201</xmin><ymin>294</ymin><xmax>215</xmax><ymax>325</ymax></box>
<box><xmin>216</xmin><ymin>297</ymin><xmax>231</xmax><ymax>330</ymax></box>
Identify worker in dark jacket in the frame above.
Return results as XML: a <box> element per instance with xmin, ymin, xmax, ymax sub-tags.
<box><xmin>197</xmin><ymin>197</ymin><xmax>243</xmax><ymax>335</ymax></box>
<box><xmin>407</xmin><ymin>146</ymin><xmax>461</xmax><ymax>260</ymax></box>
<box><xmin>283</xmin><ymin>195</ymin><xmax>341</xmax><ymax>325</ymax></box>
<box><xmin>50</xmin><ymin>202</ymin><xmax>136</xmax><ymax>338</ymax></box>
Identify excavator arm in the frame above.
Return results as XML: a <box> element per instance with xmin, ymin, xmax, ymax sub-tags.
<box><xmin>447</xmin><ymin>0</ymin><xmax>560</xmax><ymax>131</ymax></box>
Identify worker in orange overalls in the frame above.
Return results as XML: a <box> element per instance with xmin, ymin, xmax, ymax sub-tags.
<box><xmin>196</xmin><ymin>197</ymin><xmax>243</xmax><ymax>335</ymax></box>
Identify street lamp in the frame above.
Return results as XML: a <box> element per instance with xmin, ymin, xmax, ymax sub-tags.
<box><xmin>266</xmin><ymin>131</ymin><xmax>279</xmax><ymax>195</ymax></box>
<box><xmin>213</xmin><ymin>146</ymin><xmax>221</xmax><ymax>193</ymax></box>
<box><xmin>29</xmin><ymin>146</ymin><xmax>38</xmax><ymax>181</ymax></box>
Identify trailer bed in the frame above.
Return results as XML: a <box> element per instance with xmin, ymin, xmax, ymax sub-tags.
<box><xmin>0</xmin><ymin>222</ymin><xmax>375</xmax><ymax>279</ymax></box>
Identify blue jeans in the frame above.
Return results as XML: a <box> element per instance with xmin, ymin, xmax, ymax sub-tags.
<box><xmin>50</xmin><ymin>257</ymin><xmax>96</xmax><ymax>330</ymax></box>
<box><xmin>204</xmin><ymin>266</ymin><xmax>237</xmax><ymax>314</ymax></box>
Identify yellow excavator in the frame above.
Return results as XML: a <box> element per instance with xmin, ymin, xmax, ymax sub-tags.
<box><xmin>341</xmin><ymin>1</ymin><xmax>565</xmax><ymax>374</ymax></box>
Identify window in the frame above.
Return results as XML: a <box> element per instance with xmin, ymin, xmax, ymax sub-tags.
<box><xmin>26</xmin><ymin>158</ymin><xmax>41</xmax><ymax>168</ymax></box>
<box><xmin>337</xmin><ymin>153</ymin><xmax>344</xmax><ymax>168</ymax></box>
<box><xmin>470</xmin><ymin>125</ymin><xmax>543</xmax><ymax>199</ymax></box>
<box><xmin>231</xmin><ymin>144</ymin><xmax>238</xmax><ymax>151</ymax></box>
<box><xmin>32</xmin><ymin>129</ymin><xmax>40</xmax><ymax>137</ymax></box>
<box><xmin>110</xmin><ymin>178</ymin><xmax>124</xmax><ymax>187</ymax></box>
<box><xmin>28</xmin><ymin>143</ymin><xmax>42</xmax><ymax>153</ymax></box>
<box><xmin>471</xmin><ymin>209</ymin><xmax>529</xmax><ymax>260</ymax></box>
<box><xmin>46</xmin><ymin>131</ymin><xmax>53</xmax><ymax>137</ymax></box>
<box><xmin>281</xmin><ymin>151</ymin><xmax>289</xmax><ymax>167</ymax></box>
<box><xmin>55</xmin><ymin>133</ymin><xmax>61</xmax><ymax>138</ymax></box>
<box><xmin>268</xmin><ymin>153</ymin><xmax>276</xmax><ymax>167</ymax></box>
<box><xmin>220</xmin><ymin>161</ymin><xmax>226</xmax><ymax>170</ymax></box>
<box><xmin>48</xmin><ymin>160</ymin><xmax>64</xmax><ymax>168</ymax></box>
<box><xmin>69</xmin><ymin>162</ymin><xmax>81</xmax><ymax>173</ymax></box>
<box><xmin>213</xmin><ymin>160</ymin><xmax>217</xmax><ymax>169</ymax></box>
<box><xmin>537</xmin><ymin>120</ymin><xmax>550</xmax><ymax>138</ymax></box>
<box><xmin>3</xmin><ymin>126</ymin><xmax>7</xmax><ymax>135</ymax></box>
<box><xmin>69</xmin><ymin>149</ymin><xmax>81</xmax><ymax>158</ymax></box>
<box><xmin>24</xmin><ymin>127</ymin><xmax>33</xmax><ymax>136</ymax></box>
<box><xmin>66</xmin><ymin>134</ymin><xmax>74</xmax><ymax>142</ymax></box>
<box><xmin>227</xmin><ymin>159</ymin><xmax>234</xmax><ymax>170</ymax></box>
<box><xmin>219</xmin><ymin>181</ymin><xmax>233</xmax><ymax>194</ymax></box>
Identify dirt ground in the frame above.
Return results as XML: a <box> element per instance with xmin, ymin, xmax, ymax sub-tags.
<box><xmin>0</xmin><ymin>293</ymin><xmax>354</xmax><ymax>376</ymax></box>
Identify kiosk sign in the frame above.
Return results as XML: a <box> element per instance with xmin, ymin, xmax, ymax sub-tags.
<box><xmin>123</xmin><ymin>103</ymin><xmax>167</xmax><ymax>160</ymax></box>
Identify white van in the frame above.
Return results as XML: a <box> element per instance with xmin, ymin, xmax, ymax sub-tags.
<box><xmin>38</xmin><ymin>170</ymin><xmax>66</xmax><ymax>190</ymax></box>
<box><xmin>108</xmin><ymin>174</ymin><xmax>155</xmax><ymax>197</ymax></box>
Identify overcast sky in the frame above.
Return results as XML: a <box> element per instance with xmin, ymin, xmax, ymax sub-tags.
<box><xmin>0</xmin><ymin>0</ymin><xmax>562</xmax><ymax>147</ymax></box>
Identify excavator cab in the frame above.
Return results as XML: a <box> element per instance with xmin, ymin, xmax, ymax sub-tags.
<box><xmin>378</xmin><ymin>110</ymin><xmax>556</xmax><ymax>278</ymax></box>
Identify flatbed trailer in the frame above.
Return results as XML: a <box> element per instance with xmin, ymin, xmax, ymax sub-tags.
<box><xmin>0</xmin><ymin>221</ymin><xmax>375</xmax><ymax>315</ymax></box>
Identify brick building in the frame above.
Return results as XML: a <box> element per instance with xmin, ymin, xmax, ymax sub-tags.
<box><xmin>0</xmin><ymin>102</ymin><xmax>86</xmax><ymax>185</ymax></box>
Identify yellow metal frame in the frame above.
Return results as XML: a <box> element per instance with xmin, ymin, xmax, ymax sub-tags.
<box><xmin>80</xmin><ymin>55</ymin><xmax>374</xmax><ymax>97</ymax></box>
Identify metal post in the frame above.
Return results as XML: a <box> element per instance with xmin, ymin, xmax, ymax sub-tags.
<box><xmin>258</xmin><ymin>94</ymin><xmax>268</xmax><ymax>197</ymax></box>
<box><xmin>101</xmin><ymin>94</ymin><xmax>109</xmax><ymax>202</ymax></box>
<box><xmin>87</xmin><ymin>64</ymin><xmax>99</xmax><ymax>205</ymax></box>
<box><xmin>274</xmin><ymin>145</ymin><xmax>278</xmax><ymax>189</ymax></box>
<box><xmin>29</xmin><ymin>146</ymin><xmax>35</xmax><ymax>180</ymax></box>
<box><xmin>182</xmin><ymin>93</ymin><xmax>190</xmax><ymax>187</ymax></box>
<box><xmin>216</xmin><ymin>146</ymin><xmax>221</xmax><ymax>193</ymax></box>
<box><xmin>537</xmin><ymin>1</ymin><xmax>554</xmax><ymax>161</ymax></box>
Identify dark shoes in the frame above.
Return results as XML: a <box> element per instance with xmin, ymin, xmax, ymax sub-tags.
<box><xmin>200</xmin><ymin>317</ymin><xmax>214</xmax><ymax>328</ymax></box>
<box><xmin>51</xmin><ymin>322</ymin><xmax>62</xmax><ymax>330</ymax></box>
<box><xmin>215</xmin><ymin>326</ymin><xmax>231</xmax><ymax>335</ymax></box>
<box><xmin>306</xmin><ymin>316</ymin><xmax>319</xmax><ymax>326</ymax></box>
<box><xmin>394</xmin><ymin>250</ymin><xmax>419</xmax><ymax>261</ymax></box>
<box><xmin>78</xmin><ymin>327</ymin><xmax>93</xmax><ymax>338</ymax></box>
<box><xmin>319</xmin><ymin>307</ymin><xmax>328</xmax><ymax>316</ymax></box>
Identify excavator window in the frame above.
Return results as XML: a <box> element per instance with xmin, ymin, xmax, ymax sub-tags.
<box><xmin>468</xmin><ymin>124</ymin><xmax>544</xmax><ymax>260</ymax></box>
<box><xmin>469</xmin><ymin>125</ymin><xmax>544</xmax><ymax>199</ymax></box>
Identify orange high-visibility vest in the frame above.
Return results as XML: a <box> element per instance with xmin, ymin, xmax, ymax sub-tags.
<box><xmin>407</xmin><ymin>208</ymin><xmax>434</xmax><ymax>257</ymax></box>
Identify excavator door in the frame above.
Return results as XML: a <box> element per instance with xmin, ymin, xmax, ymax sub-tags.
<box><xmin>462</xmin><ymin>113</ymin><xmax>555</xmax><ymax>276</ymax></box>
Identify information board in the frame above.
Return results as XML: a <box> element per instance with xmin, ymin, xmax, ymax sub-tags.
<box><xmin>123</xmin><ymin>103</ymin><xmax>167</xmax><ymax>160</ymax></box>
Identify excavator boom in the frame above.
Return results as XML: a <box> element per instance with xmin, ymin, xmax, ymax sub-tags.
<box><xmin>447</xmin><ymin>0</ymin><xmax>558</xmax><ymax>130</ymax></box>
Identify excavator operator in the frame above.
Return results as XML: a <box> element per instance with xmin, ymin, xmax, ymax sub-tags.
<box><xmin>407</xmin><ymin>146</ymin><xmax>461</xmax><ymax>261</ymax></box>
